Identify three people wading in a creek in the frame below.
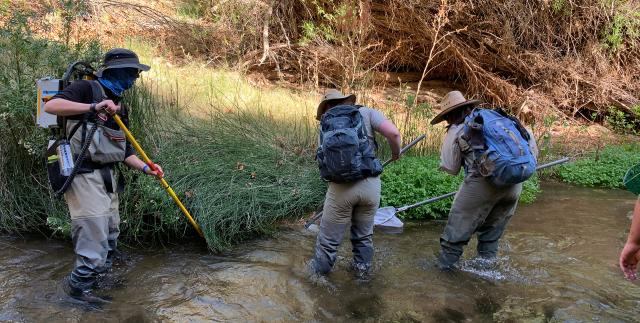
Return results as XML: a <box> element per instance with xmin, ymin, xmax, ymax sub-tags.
<box><xmin>45</xmin><ymin>50</ymin><xmax>640</xmax><ymax>306</ymax></box>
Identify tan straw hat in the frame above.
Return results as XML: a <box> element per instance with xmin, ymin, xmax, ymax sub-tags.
<box><xmin>316</xmin><ymin>89</ymin><xmax>356</xmax><ymax>120</ymax></box>
<box><xmin>430</xmin><ymin>91</ymin><xmax>481</xmax><ymax>125</ymax></box>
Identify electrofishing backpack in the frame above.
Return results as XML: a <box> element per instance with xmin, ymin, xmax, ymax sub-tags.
<box><xmin>38</xmin><ymin>62</ymin><xmax>116</xmax><ymax>196</ymax></box>
<box><xmin>316</xmin><ymin>105</ymin><xmax>383</xmax><ymax>183</ymax></box>
<box><xmin>462</xmin><ymin>108</ymin><xmax>536</xmax><ymax>186</ymax></box>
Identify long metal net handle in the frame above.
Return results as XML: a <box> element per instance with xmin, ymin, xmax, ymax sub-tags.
<box><xmin>382</xmin><ymin>134</ymin><xmax>426</xmax><ymax>167</ymax></box>
<box><xmin>396</xmin><ymin>157</ymin><xmax>571</xmax><ymax>213</ymax></box>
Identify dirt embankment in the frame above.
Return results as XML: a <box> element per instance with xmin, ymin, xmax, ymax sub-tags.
<box><xmin>13</xmin><ymin>0</ymin><xmax>640</xmax><ymax>126</ymax></box>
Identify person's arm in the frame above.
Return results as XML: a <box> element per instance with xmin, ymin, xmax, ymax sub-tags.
<box><xmin>124</xmin><ymin>155</ymin><xmax>164</xmax><ymax>178</ymax></box>
<box><xmin>439</xmin><ymin>126</ymin><xmax>463</xmax><ymax>175</ymax></box>
<box><xmin>45</xmin><ymin>98</ymin><xmax>120</xmax><ymax>116</ymax></box>
<box><xmin>119</xmin><ymin>105</ymin><xmax>163</xmax><ymax>178</ymax></box>
<box><xmin>376</xmin><ymin>120</ymin><xmax>401</xmax><ymax>161</ymax></box>
<box><xmin>620</xmin><ymin>198</ymin><xmax>640</xmax><ymax>280</ymax></box>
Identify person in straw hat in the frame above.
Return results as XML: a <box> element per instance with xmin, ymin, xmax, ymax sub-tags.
<box><xmin>432</xmin><ymin>91</ymin><xmax>537</xmax><ymax>270</ymax></box>
<box><xmin>309</xmin><ymin>89</ymin><xmax>401</xmax><ymax>279</ymax></box>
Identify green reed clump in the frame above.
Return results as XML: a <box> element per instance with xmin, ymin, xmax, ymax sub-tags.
<box><xmin>381</xmin><ymin>156</ymin><xmax>541</xmax><ymax>219</ymax></box>
<box><xmin>166</xmin><ymin>110</ymin><xmax>324</xmax><ymax>250</ymax></box>
<box><xmin>555</xmin><ymin>144</ymin><xmax>640</xmax><ymax>189</ymax></box>
<box><xmin>113</xmin><ymin>90</ymin><xmax>325</xmax><ymax>250</ymax></box>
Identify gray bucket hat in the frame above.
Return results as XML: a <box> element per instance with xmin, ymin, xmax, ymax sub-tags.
<box><xmin>430</xmin><ymin>91</ymin><xmax>481</xmax><ymax>125</ymax></box>
<box><xmin>95</xmin><ymin>48</ymin><xmax>150</xmax><ymax>77</ymax></box>
<box><xmin>316</xmin><ymin>89</ymin><xmax>356</xmax><ymax>120</ymax></box>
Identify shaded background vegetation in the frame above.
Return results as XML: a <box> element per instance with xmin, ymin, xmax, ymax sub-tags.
<box><xmin>43</xmin><ymin>0</ymin><xmax>638</xmax><ymax>125</ymax></box>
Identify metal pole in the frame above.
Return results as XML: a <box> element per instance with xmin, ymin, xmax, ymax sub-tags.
<box><xmin>382</xmin><ymin>134</ymin><xmax>426</xmax><ymax>167</ymax></box>
<box><xmin>396</xmin><ymin>157</ymin><xmax>571</xmax><ymax>213</ymax></box>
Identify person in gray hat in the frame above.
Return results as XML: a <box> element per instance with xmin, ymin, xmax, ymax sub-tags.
<box><xmin>45</xmin><ymin>48</ymin><xmax>159</xmax><ymax>304</ymax></box>
<box><xmin>432</xmin><ymin>91</ymin><xmax>538</xmax><ymax>269</ymax></box>
<box><xmin>309</xmin><ymin>89</ymin><xmax>401</xmax><ymax>279</ymax></box>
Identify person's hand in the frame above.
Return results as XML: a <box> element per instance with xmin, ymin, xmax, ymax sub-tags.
<box><xmin>96</xmin><ymin>100</ymin><xmax>120</xmax><ymax>115</ymax></box>
<box><xmin>620</xmin><ymin>242</ymin><xmax>640</xmax><ymax>280</ymax></box>
<box><xmin>391</xmin><ymin>153</ymin><xmax>400</xmax><ymax>162</ymax></box>
<box><xmin>143</xmin><ymin>163</ymin><xmax>164</xmax><ymax>178</ymax></box>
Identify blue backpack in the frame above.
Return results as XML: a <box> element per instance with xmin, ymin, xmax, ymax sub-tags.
<box><xmin>463</xmin><ymin>108</ymin><xmax>536</xmax><ymax>186</ymax></box>
<box><xmin>316</xmin><ymin>105</ymin><xmax>383</xmax><ymax>183</ymax></box>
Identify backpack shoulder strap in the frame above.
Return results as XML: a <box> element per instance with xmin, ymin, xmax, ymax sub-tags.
<box><xmin>463</xmin><ymin>108</ymin><xmax>485</xmax><ymax>150</ymax></box>
<box><xmin>88</xmin><ymin>80</ymin><xmax>106</xmax><ymax>103</ymax></box>
<box><xmin>72</xmin><ymin>80</ymin><xmax>105</xmax><ymax>143</ymax></box>
<box><xmin>63</xmin><ymin>80</ymin><xmax>102</xmax><ymax>140</ymax></box>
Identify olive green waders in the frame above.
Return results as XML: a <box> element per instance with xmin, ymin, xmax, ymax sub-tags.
<box><xmin>438</xmin><ymin>175</ymin><xmax>522</xmax><ymax>268</ymax></box>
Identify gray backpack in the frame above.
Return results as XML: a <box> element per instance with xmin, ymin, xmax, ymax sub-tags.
<box><xmin>316</xmin><ymin>105</ymin><xmax>383</xmax><ymax>183</ymax></box>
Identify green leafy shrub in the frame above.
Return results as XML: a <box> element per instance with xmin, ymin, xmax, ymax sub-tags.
<box><xmin>381</xmin><ymin>156</ymin><xmax>541</xmax><ymax>220</ymax></box>
<box><xmin>551</xmin><ymin>0</ymin><xmax>570</xmax><ymax>15</ymax></box>
<box><xmin>602</xmin><ymin>8</ymin><xmax>640</xmax><ymax>51</ymax></box>
<box><xmin>0</xmin><ymin>11</ymin><xmax>101</xmax><ymax>233</ymax></box>
<box><xmin>520</xmin><ymin>175</ymin><xmax>541</xmax><ymax>204</ymax></box>
<box><xmin>177</xmin><ymin>0</ymin><xmax>206</xmax><ymax>19</ymax></box>
<box><xmin>555</xmin><ymin>144</ymin><xmax>640</xmax><ymax>188</ymax></box>
<box><xmin>605</xmin><ymin>106</ymin><xmax>638</xmax><ymax>134</ymax></box>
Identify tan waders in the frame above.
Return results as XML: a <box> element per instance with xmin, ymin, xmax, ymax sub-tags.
<box><xmin>64</xmin><ymin>168</ymin><xmax>120</xmax><ymax>300</ymax></box>
<box><xmin>311</xmin><ymin>176</ymin><xmax>381</xmax><ymax>277</ymax></box>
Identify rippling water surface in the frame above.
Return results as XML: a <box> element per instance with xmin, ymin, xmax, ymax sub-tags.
<box><xmin>1</xmin><ymin>182</ymin><xmax>640</xmax><ymax>322</ymax></box>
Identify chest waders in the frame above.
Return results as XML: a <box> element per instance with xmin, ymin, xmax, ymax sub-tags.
<box><xmin>41</xmin><ymin>62</ymin><xmax>121</xmax><ymax>197</ymax></box>
<box><xmin>48</xmin><ymin>80</ymin><xmax>122</xmax><ymax>197</ymax></box>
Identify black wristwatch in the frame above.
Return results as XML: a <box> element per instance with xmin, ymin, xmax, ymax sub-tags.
<box><xmin>89</xmin><ymin>103</ymin><xmax>97</xmax><ymax>113</ymax></box>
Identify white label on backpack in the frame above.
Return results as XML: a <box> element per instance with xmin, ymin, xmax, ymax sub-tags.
<box><xmin>36</xmin><ymin>78</ymin><xmax>61</xmax><ymax>128</ymax></box>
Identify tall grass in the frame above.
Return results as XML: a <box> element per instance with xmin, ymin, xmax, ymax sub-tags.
<box><xmin>119</xmin><ymin>82</ymin><xmax>326</xmax><ymax>250</ymax></box>
<box><xmin>0</xmin><ymin>12</ymin><xmax>101</xmax><ymax>234</ymax></box>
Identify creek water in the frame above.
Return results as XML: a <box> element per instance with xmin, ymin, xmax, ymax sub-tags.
<box><xmin>1</xmin><ymin>182</ymin><xmax>640</xmax><ymax>322</ymax></box>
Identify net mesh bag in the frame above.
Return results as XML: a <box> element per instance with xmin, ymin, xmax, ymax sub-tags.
<box><xmin>623</xmin><ymin>164</ymin><xmax>640</xmax><ymax>195</ymax></box>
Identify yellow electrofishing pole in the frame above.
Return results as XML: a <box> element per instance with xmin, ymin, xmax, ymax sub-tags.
<box><xmin>109</xmin><ymin>113</ymin><xmax>204</xmax><ymax>238</ymax></box>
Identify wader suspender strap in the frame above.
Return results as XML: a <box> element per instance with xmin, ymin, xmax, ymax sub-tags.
<box><xmin>100</xmin><ymin>167</ymin><xmax>114</xmax><ymax>193</ymax></box>
<box><xmin>87</xmin><ymin>81</ymin><xmax>119</xmax><ymax>194</ymax></box>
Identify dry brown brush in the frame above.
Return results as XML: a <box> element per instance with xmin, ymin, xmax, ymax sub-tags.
<box><xmin>237</xmin><ymin>0</ymin><xmax>640</xmax><ymax>124</ymax></box>
<box><xmin>300</xmin><ymin>1</ymin><xmax>637</xmax><ymax>122</ymax></box>
<box><xmin>12</xmin><ymin>0</ymin><xmax>640</xmax><ymax>124</ymax></box>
